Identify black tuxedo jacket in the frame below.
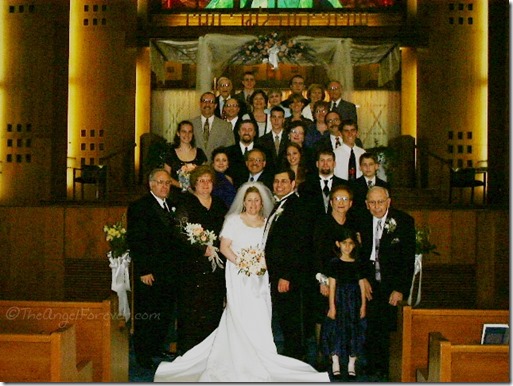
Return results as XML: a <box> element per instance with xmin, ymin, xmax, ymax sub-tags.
<box><xmin>127</xmin><ymin>193</ymin><xmax>184</xmax><ymax>282</ymax></box>
<box><xmin>256</xmin><ymin>131</ymin><xmax>288</xmax><ymax>172</ymax></box>
<box><xmin>350</xmin><ymin>176</ymin><xmax>390</xmax><ymax>209</ymax></box>
<box><xmin>264</xmin><ymin>193</ymin><xmax>309</xmax><ymax>287</ymax></box>
<box><xmin>356</xmin><ymin>207</ymin><xmax>416</xmax><ymax>298</ymax></box>
<box><xmin>298</xmin><ymin>174</ymin><xmax>349</xmax><ymax>218</ymax></box>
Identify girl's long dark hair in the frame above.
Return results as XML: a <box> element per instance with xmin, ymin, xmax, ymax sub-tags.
<box><xmin>336</xmin><ymin>227</ymin><xmax>360</xmax><ymax>260</ymax></box>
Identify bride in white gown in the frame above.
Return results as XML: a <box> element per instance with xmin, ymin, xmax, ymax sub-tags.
<box><xmin>154</xmin><ymin>182</ymin><xmax>330</xmax><ymax>382</ymax></box>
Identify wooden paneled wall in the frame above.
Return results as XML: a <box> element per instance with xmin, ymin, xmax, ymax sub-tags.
<box><xmin>0</xmin><ymin>206</ymin><xmax>508</xmax><ymax>307</ymax></box>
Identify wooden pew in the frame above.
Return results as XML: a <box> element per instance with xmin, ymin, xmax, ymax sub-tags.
<box><xmin>416</xmin><ymin>332</ymin><xmax>509</xmax><ymax>382</ymax></box>
<box><xmin>0</xmin><ymin>294</ymin><xmax>129</xmax><ymax>382</ymax></box>
<box><xmin>389</xmin><ymin>305</ymin><xmax>509</xmax><ymax>382</ymax></box>
<box><xmin>0</xmin><ymin>321</ymin><xmax>93</xmax><ymax>382</ymax></box>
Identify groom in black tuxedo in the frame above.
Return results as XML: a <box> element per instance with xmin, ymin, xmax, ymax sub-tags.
<box><xmin>356</xmin><ymin>186</ymin><xmax>415</xmax><ymax>380</ymax></box>
<box><xmin>127</xmin><ymin>168</ymin><xmax>185</xmax><ymax>369</ymax></box>
<box><xmin>264</xmin><ymin>167</ymin><xmax>310</xmax><ymax>360</ymax></box>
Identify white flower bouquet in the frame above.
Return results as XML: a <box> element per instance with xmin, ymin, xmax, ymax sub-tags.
<box><xmin>177</xmin><ymin>163</ymin><xmax>196</xmax><ymax>192</ymax></box>
<box><xmin>182</xmin><ymin>222</ymin><xmax>224</xmax><ymax>272</ymax></box>
<box><xmin>236</xmin><ymin>246</ymin><xmax>267</xmax><ymax>277</ymax></box>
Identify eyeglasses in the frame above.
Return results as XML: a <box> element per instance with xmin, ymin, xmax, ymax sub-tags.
<box><xmin>248</xmin><ymin>158</ymin><xmax>264</xmax><ymax>163</ymax></box>
<box><xmin>328</xmin><ymin>86</ymin><xmax>340</xmax><ymax>91</ymax></box>
<box><xmin>154</xmin><ymin>180</ymin><xmax>172</xmax><ymax>186</ymax></box>
<box><xmin>218</xmin><ymin>83</ymin><xmax>230</xmax><ymax>87</ymax></box>
<box><xmin>197</xmin><ymin>178</ymin><xmax>213</xmax><ymax>184</ymax></box>
<box><xmin>326</xmin><ymin>118</ymin><xmax>340</xmax><ymax>123</ymax></box>
<box><xmin>290</xmin><ymin>129</ymin><xmax>304</xmax><ymax>135</ymax></box>
<box><xmin>315</xmin><ymin>109</ymin><xmax>328</xmax><ymax>114</ymax></box>
<box><xmin>201</xmin><ymin>99</ymin><xmax>215</xmax><ymax>104</ymax></box>
<box><xmin>333</xmin><ymin>196</ymin><xmax>350</xmax><ymax>202</ymax></box>
<box><xmin>367</xmin><ymin>199</ymin><xmax>388</xmax><ymax>206</ymax></box>
<box><xmin>225</xmin><ymin>104</ymin><xmax>239</xmax><ymax>108</ymax></box>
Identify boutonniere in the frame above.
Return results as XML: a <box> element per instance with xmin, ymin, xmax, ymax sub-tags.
<box><xmin>171</xmin><ymin>206</ymin><xmax>176</xmax><ymax>213</ymax></box>
<box><xmin>384</xmin><ymin>217</ymin><xmax>397</xmax><ymax>233</ymax></box>
<box><xmin>274</xmin><ymin>207</ymin><xmax>284</xmax><ymax>221</ymax></box>
<box><xmin>391</xmin><ymin>237</ymin><xmax>400</xmax><ymax>244</ymax></box>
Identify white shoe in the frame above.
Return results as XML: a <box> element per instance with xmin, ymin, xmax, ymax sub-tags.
<box><xmin>331</xmin><ymin>355</ymin><xmax>340</xmax><ymax>375</ymax></box>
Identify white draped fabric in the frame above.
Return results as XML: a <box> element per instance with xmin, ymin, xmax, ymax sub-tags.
<box><xmin>150</xmin><ymin>34</ymin><xmax>401</xmax><ymax>144</ymax></box>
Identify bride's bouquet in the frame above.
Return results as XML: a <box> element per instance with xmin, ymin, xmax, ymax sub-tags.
<box><xmin>182</xmin><ymin>222</ymin><xmax>224</xmax><ymax>272</ymax></box>
<box><xmin>236</xmin><ymin>246</ymin><xmax>267</xmax><ymax>277</ymax></box>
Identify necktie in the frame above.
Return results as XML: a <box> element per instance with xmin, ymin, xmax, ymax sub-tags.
<box><xmin>331</xmin><ymin>101</ymin><xmax>337</xmax><ymax>111</ymax></box>
<box><xmin>163</xmin><ymin>201</ymin><xmax>170</xmax><ymax>212</ymax></box>
<box><xmin>375</xmin><ymin>219</ymin><xmax>382</xmax><ymax>282</ymax></box>
<box><xmin>335</xmin><ymin>137</ymin><xmax>341</xmax><ymax>148</ymax></box>
<box><xmin>368</xmin><ymin>180</ymin><xmax>374</xmax><ymax>188</ymax></box>
<box><xmin>249</xmin><ymin>176</ymin><xmax>254</xmax><ymax>182</ymax></box>
<box><xmin>348</xmin><ymin>148</ymin><xmax>356</xmax><ymax>181</ymax></box>
<box><xmin>244</xmin><ymin>146</ymin><xmax>248</xmax><ymax>155</ymax></box>
<box><xmin>203</xmin><ymin>118</ymin><xmax>210</xmax><ymax>146</ymax></box>
<box><xmin>322</xmin><ymin>179</ymin><xmax>330</xmax><ymax>197</ymax></box>
<box><xmin>274</xmin><ymin>135</ymin><xmax>280</xmax><ymax>155</ymax></box>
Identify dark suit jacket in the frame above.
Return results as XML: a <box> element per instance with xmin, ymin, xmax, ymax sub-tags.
<box><xmin>298</xmin><ymin>174</ymin><xmax>349</xmax><ymax>219</ymax></box>
<box><xmin>191</xmin><ymin>115</ymin><xmax>234</xmax><ymax>161</ymax></box>
<box><xmin>214</xmin><ymin>95</ymin><xmax>233</xmax><ymax>119</ymax></box>
<box><xmin>331</xmin><ymin>98</ymin><xmax>358</xmax><ymax>122</ymax></box>
<box><xmin>256</xmin><ymin>130</ymin><xmax>288</xmax><ymax>172</ymax></box>
<box><xmin>350</xmin><ymin>176</ymin><xmax>390</xmax><ymax>209</ymax></box>
<box><xmin>232</xmin><ymin>166</ymin><xmax>274</xmax><ymax>191</ymax></box>
<box><xmin>233</xmin><ymin>91</ymin><xmax>251</xmax><ymax>116</ymax></box>
<box><xmin>356</xmin><ymin>207</ymin><xmax>416</xmax><ymax>298</ymax></box>
<box><xmin>127</xmin><ymin>193</ymin><xmax>183</xmax><ymax>282</ymax></box>
<box><xmin>264</xmin><ymin>193</ymin><xmax>310</xmax><ymax>287</ymax></box>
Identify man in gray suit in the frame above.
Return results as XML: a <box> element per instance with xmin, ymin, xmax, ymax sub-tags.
<box><xmin>191</xmin><ymin>91</ymin><xmax>234</xmax><ymax>162</ymax></box>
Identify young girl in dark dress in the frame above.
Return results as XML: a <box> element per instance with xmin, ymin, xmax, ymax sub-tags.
<box><xmin>322</xmin><ymin>228</ymin><xmax>366</xmax><ymax>378</ymax></box>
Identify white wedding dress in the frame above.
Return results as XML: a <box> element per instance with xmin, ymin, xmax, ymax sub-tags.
<box><xmin>154</xmin><ymin>214</ymin><xmax>329</xmax><ymax>382</ymax></box>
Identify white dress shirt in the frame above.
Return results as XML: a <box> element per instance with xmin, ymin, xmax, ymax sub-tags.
<box><xmin>333</xmin><ymin>143</ymin><xmax>366</xmax><ymax>180</ymax></box>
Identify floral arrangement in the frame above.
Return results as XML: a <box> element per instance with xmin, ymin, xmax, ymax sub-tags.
<box><xmin>177</xmin><ymin>163</ymin><xmax>197</xmax><ymax>192</ymax></box>
<box><xmin>415</xmin><ymin>226</ymin><xmax>440</xmax><ymax>256</ymax></box>
<box><xmin>182</xmin><ymin>221</ymin><xmax>224</xmax><ymax>271</ymax></box>
<box><xmin>273</xmin><ymin>206</ymin><xmax>284</xmax><ymax>221</ymax></box>
<box><xmin>227</xmin><ymin>33</ymin><xmax>316</xmax><ymax>68</ymax></box>
<box><xmin>384</xmin><ymin>217</ymin><xmax>397</xmax><ymax>233</ymax></box>
<box><xmin>103</xmin><ymin>220</ymin><xmax>128</xmax><ymax>258</ymax></box>
<box><xmin>236</xmin><ymin>246</ymin><xmax>267</xmax><ymax>277</ymax></box>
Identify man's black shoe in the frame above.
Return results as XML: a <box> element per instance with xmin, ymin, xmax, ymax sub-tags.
<box><xmin>154</xmin><ymin>350</ymin><xmax>176</xmax><ymax>361</ymax></box>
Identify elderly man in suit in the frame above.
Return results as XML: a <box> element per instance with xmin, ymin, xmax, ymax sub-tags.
<box><xmin>326</xmin><ymin>80</ymin><xmax>357</xmax><ymax>122</ymax></box>
<box><xmin>263</xmin><ymin>167</ymin><xmax>310</xmax><ymax>361</ymax></box>
<box><xmin>356</xmin><ymin>186</ymin><xmax>415</xmax><ymax>380</ymax></box>
<box><xmin>191</xmin><ymin>91</ymin><xmax>234</xmax><ymax>162</ymax></box>
<box><xmin>231</xmin><ymin>147</ymin><xmax>274</xmax><ymax>190</ymax></box>
<box><xmin>127</xmin><ymin>168</ymin><xmax>185</xmax><ymax>370</ymax></box>
<box><xmin>214</xmin><ymin>76</ymin><xmax>233</xmax><ymax>119</ymax></box>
